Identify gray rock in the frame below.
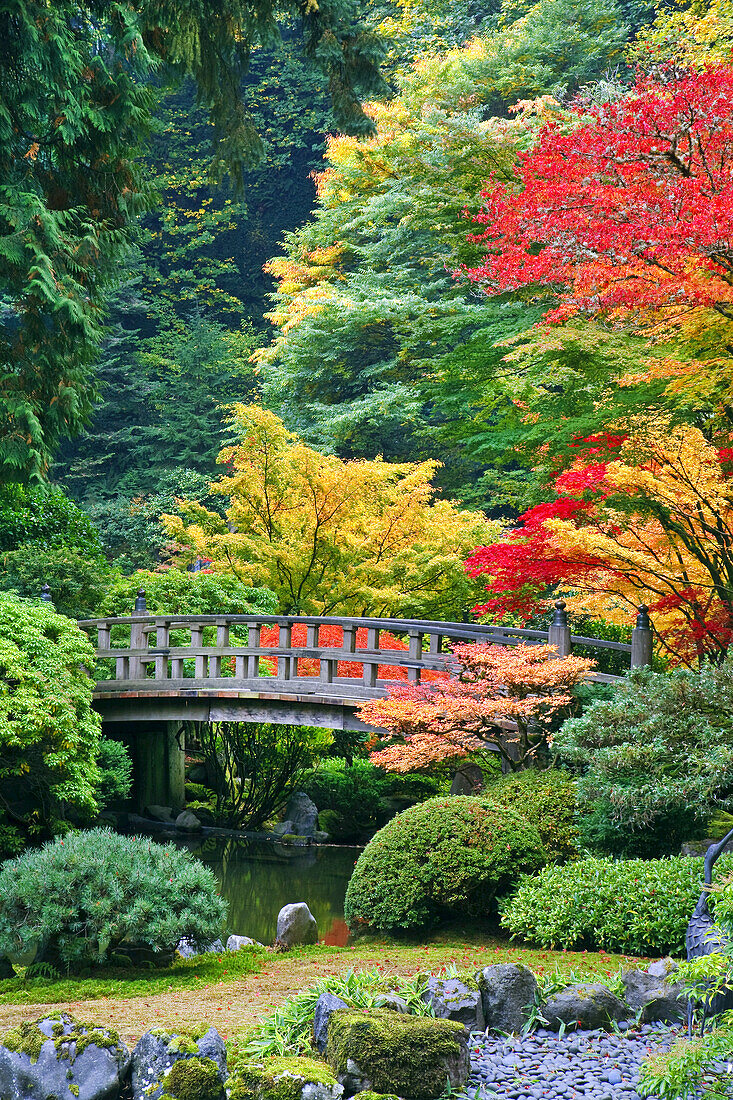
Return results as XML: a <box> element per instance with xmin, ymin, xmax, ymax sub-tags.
<box><xmin>0</xmin><ymin>1012</ymin><xmax>130</xmax><ymax>1100</ymax></box>
<box><xmin>314</xmin><ymin>830</ymin><xmax>330</xmax><ymax>843</ymax></box>
<box><xmin>0</xmin><ymin>956</ymin><xmax>14</xmax><ymax>980</ymax></box>
<box><xmin>145</xmin><ymin>804</ymin><xmax>175</xmax><ymax>823</ymax></box>
<box><xmin>476</xmin><ymin>963</ymin><xmax>539</xmax><ymax>1034</ymax></box>
<box><xmin>422</xmin><ymin>976</ymin><xmax>485</xmax><ymax>1035</ymax></box>
<box><xmin>226</xmin><ymin>934</ymin><xmax>263</xmax><ymax>952</ymax></box>
<box><xmin>131</xmin><ymin>1026</ymin><xmax>227</xmax><ymax>1100</ymax></box>
<box><xmin>285</xmin><ymin>792</ymin><xmax>319</xmax><ymax>837</ymax></box>
<box><xmin>276</xmin><ymin>902</ymin><xmax>318</xmax><ymax>948</ymax></box>
<box><xmin>272</xmin><ymin>819</ymin><xmax>296</xmax><ymax>837</ymax></box>
<box><xmin>543</xmin><ymin>984</ymin><xmax>628</xmax><ymax>1031</ymax></box>
<box><xmin>621</xmin><ymin>969</ymin><xmax>685</xmax><ymax>1023</ymax></box>
<box><xmin>176</xmin><ymin>936</ymin><xmax>224</xmax><ymax>959</ymax></box>
<box><xmin>450</xmin><ymin>763</ymin><xmax>485</xmax><ymax>796</ymax></box>
<box><xmin>647</xmin><ymin>958</ymin><xmax>678</xmax><ymax>980</ymax></box>
<box><xmin>175</xmin><ymin>809</ymin><xmax>202</xmax><ymax>831</ymax></box>
<box><xmin>313</xmin><ymin>992</ymin><xmax>350</xmax><ymax>1053</ymax></box>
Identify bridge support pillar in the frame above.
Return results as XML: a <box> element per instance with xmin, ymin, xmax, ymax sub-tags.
<box><xmin>131</xmin><ymin>721</ymin><xmax>186</xmax><ymax>814</ymax></box>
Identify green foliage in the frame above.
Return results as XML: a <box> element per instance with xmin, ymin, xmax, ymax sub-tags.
<box><xmin>638</xmin><ymin>1018</ymin><xmax>733</xmax><ymax>1100</ymax></box>
<box><xmin>482</xmin><ymin>769</ymin><xmax>579</xmax><ymax>863</ymax></box>
<box><xmin>242</xmin><ymin>969</ymin><xmax>434</xmax><ymax>1060</ymax></box>
<box><xmin>94</xmin><ymin>739</ymin><xmax>133</xmax><ymax>808</ymax></box>
<box><xmin>344</xmin><ymin>796</ymin><xmax>546</xmax><ymax>933</ymax></box>
<box><xmin>301</xmin><ymin>759</ymin><xmax>393</xmax><ymax>842</ymax></box>
<box><xmin>0</xmin><ymin>594</ymin><xmax>102</xmax><ymax>856</ymax></box>
<box><xmin>0</xmin><ymin>829</ymin><xmax>227</xmax><ymax>969</ymax></box>
<box><xmin>0</xmin><ymin>485</ymin><xmax>104</xmax><ymax>557</ymax></box>
<box><xmin>0</xmin><ymin>547</ymin><xmax>113</xmax><ymax>620</ymax></box>
<box><xmin>200</xmin><ymin>723</ymin><xmax>332</xmax><ymax>830</ymax></box>
<box><xmin>501</xmin><ymin>854</ymin><xmax>733</xmax><ymax>956</ymax></box>
<box><xmin>554</xmin><ymin>665</ymin><xmax>733</xmax><ymax>857</ymax></box>
<box><xmin>98</xmin><ymin>570</ymin><xmax>278</xmax><ymax>617</ymax></box>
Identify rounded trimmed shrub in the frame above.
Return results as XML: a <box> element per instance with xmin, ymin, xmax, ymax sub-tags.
<box><xmin>344</xmin><ymin>796</ymin><xmax>546</xmax><ymax>933</ymax></box>
<box><xmin>482</xmin><ymin>769</ymin><xmax>579</xmax><ymax>863</ymax></box>
<box><xmin>0</xmin><ymin>829</ymin><xmax>227</xmax><ymax>969</ymax></box>
<box><xmin>500</xmin><ymin>854</ymin><xmax>733</xmax><ymax>956</ymax></box>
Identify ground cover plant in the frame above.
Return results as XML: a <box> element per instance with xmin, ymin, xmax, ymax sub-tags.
<box><xmin>501</xmin><ymin>854</ymin><xmax>733</xmax><ymax>956</ymax></box>
<box><xmin>0</xmin><ymin>830</ymin><xmax>227</xmax><ymax>969</ymax></box>
<box><xmin>345</xmin><ymin>796</ymin><xmax>546</xmax><ymax>933</ymax></box>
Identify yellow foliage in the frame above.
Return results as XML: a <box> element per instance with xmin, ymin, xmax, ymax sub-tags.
<box><xmin>161</xmin><ymin>405</ymin><xmax>495</xmax><ymax>617</ymax></box>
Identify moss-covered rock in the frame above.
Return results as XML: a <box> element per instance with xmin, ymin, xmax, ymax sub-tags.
<box><xmin>159</xmin><ymin>1056</ymin><xmax>225</xmax><ymax>1100</ymax></box>
<box><xmin>350</xmin><ymin>1092</ymin><xmax>401</xmax><ymax>1100</ymax></box>
<box><xmin>326</xmin><ymin>1009</ymin><xmax>469</xmax><ymax>1099</ymax></box>
<box><xmin>0</xmin><ymin>1013</ymin><xmax>130</xmax><ymax>1100</ymax></box>
<box><xmin>228</xmin><ymin>1055</ymin><xmax>343</xmax><ymax>1100</ymax></box>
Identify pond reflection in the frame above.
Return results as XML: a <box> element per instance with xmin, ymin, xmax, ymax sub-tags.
<box><xmin>170</xmin><ymin>834</ymin><xmax>359</xmax><ymax>946</ymax></box>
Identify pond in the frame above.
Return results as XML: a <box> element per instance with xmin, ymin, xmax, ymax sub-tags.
<box><xmin>169</xmin><ymin>833</ymin><xmax>360</xmax><ymax>946</ymax></box>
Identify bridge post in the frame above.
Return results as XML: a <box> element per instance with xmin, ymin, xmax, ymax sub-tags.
<box><xmin>547</xmin><ymin>600</ymin><xmax>571</xmax><ymax>657</ymax></box>
<box><xmin>631</xmin><ymin>605</ymin><xmax>653</xmax><ymax>668</ymax></box>
<box><xmin>130</xmin><ymin>720</ymin><xmax>186</xmax><ymax>813</ymax></box>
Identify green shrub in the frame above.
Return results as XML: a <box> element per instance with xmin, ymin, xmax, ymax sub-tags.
<box><xmin>98</xmin><ymin>570</ymin><xmax>277</xmax><ymax>617</ymax></box>
<box><xmin>0</xmin><ymin>484</ymin><xmax>104</xmax><ymax>558</ymax></box>
<box><xmin>482</xmin><ymin>769</ymin><xmax>578</xmax><ymax>863</ymax></box>
<box><xmin>301</xmin><ymin>759</ymin><xmax>392</xmax><ymax>842</ymax></box>
<box><xmin>501</xmin><ymin>854</ymin><xmax>733</xmax><ymax>956</ymax></box>
<box><xmin>0</xmin><ymin>594</ymin><xmax>102</xmax><ymax>855</ymax></box>
<box><xmin>554</xmin><ymin>664</ymin><xmax>733</xmax><ymax>856</ymax></box>
<box><xmin>0</xmin><ymin>546</ymin><xmax>113</xmax><ymax>620</ymax></box>
<box><xmin>0</xmin><ymin>829</ymin><xmax>227</xmax><ymax>969</ymax></box>
<box><xmin>95</xmin><ymin>738</ymin><xmax>133</xmax><ymax>807</ymax></box>
<box><xmin>344</xmin><ymin>796</ymin><xmax>546</xmax><ymax>933</ymax></box>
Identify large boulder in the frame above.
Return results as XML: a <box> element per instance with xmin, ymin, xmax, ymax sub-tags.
<box><xmin>542</xmin><ymin>983</ymin><xmax>628</xmax><ymax>1031</ymax></box>
<box><xmin>421</xmin><ymin>976</ymin><xmax>484</xmax><ymax>1035</ymax></box>
<box><xmin>276</xmin><ymin>903</ymin><xmax>318</xmax><ymax>948</ymax></box>
<box><xmin>286</xmin><ymin>792</ymin><xmax>319</xmax><ymax>837</ymax></box>
<box><xmin>131</xmin><ymin>1026</ymin><xmax>227</xmax><ymax>1100</ymax></box>
<box><xmin>476</xmin><ymin>964</ymin><xmax>538</xmax><ymax>1034</ymax></box>
<box><xmin>314</xmin><ymin>992</ymin><xmax>350</xmax><ymax>1054</ymax></box>
<box><xmin>227</xmin><ymin>935</ymin><xmax>264</xmax><ymax>952</ymax></box>
<box><xmin>177</xmin><ymin>937</ymin><xmax>224</xmax><ymax>959</ymax></box>
<box><xmin>621</xmin><ymin>962</ymin><xmax>685</xmax><ymax>1023</ymax></box>
<box><xmin>0</xmin><ymin>1013</ymin><xmax>130</xmax><ymax>1100</ymax></box>
<box><xmin>326</xmin><ymin>1008</ymin><xmax>469</xmax><ymax>1099</ymax></box>
<box><xmin>175</xmin><ymin>809</ymin><xmax>202</xmax><ymax>832</ymax></box>
<box><xmin>229</xmin><ymin>1055</ymin><xmax>344</xmax><ymax>1100</ymax></box>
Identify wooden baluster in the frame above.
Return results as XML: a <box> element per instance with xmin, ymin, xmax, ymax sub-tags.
<box><xmin>363</xmin><ymin>625</ymin><xmax>379</xmax><ymax>687</ymax></box>
<box><xmin>191</xmin><ymin>625</ymin><xmax>206</xmax><ymax>679</ymax></box>
<box><xmin>306</xmin><ymin>624</ymin><xmax>319</xmax><ymax>680</ymax></box>
<box><xmin>407</xmin><ymin>629</ymin><xmax>423</xmax><ymax>683</ymax></box>
<box><xmin>172</xmin><ymin>655</ymin><xmax>184</xmax><ymax>680</ymax></box>
<box><xmin>129</xmin><ymin>619</ymin><xmax>145</xmax><ymax>679</ymax></box>
<box><xmin>97</xmin><ymin>624</ymin><xmax>110</xmax><ymax>652</ymax></box>
<box><xmin>429</xmin><ymin>632</ymin><xmax>443</xmax><ymax>655</ymax></box>
<box><xmin>278</xmin><ymin>621</ymin><xmax>292</xmax><ymax>680</ymax></box>
<box><xmin>246</xmin><ymin>624</ymin><xmax>261</xmax><ymax>678</ymax></box>
<box><xmin>154</xmin><ymin>619</ymin><xmax>170</xmax><ymax>680</ymax></box>
<box><xmin>211</xmin><ymin>619</ymin><xmax>229</xmax><ymax>678</ymax></box>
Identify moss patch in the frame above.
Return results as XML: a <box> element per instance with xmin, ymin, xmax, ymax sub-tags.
<box><xmin>1</xmin><ymin>1013</ymin><xmax>121</xmax><ymax>1066</ymax></box>
<box><xmin>326</xmin><ymin>1009</ymin><xmax>465</xmax><ymax>1100</ymax></box>
<box><xmin>160</xmin><ymin>1055</ymin><xmax>225</xmax><ymax>1100</ymax></box>
<box><xmin>351</xmin><ymin>1092</ymin><xmax>401</xmax><ymax>1100</ymax></box>
<box><xmin>229</xmin><ymin>1055</ymin><xmax>338</xmax><ymax>1100</ymax></box>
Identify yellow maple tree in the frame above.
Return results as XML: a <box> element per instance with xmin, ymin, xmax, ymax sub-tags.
<box><xmin>162</xmin><ymin>405</ymin><xmax>495</xmax><ymax>617</ymax></box>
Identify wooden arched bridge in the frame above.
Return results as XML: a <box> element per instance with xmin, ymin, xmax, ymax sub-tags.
<box><xmin>78</xmin><ymin>599</ymin><xmax>653</xmax><ymax>812</ymax></box>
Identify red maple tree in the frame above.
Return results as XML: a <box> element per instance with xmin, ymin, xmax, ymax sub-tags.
<box><xmin>359</xmin><ymin>643</ymin><xmax>593</xmax><ymax>772</ymax></box>
<box><xmin>463</xmin><ymin>64</ymin><xmax>733</xmax><ymax>326</ymax></box>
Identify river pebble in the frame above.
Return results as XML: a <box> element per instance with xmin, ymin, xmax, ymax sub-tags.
<box><xmin>459</xmin><ymin>1023</ymin><xmax>688</xmax><ymax>1100</ymax></box>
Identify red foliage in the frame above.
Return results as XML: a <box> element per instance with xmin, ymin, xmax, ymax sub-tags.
<box><xmin>463</xmin><ymin>66</ymin><xmax>733</xmax><ymax>324</ymax></box>
<box><xmin>258</xmin><ymin>623</ymin><xmax>444</xmax><ymax>681</ymax></box>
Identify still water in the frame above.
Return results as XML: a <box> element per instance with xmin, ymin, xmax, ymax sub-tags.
<box><xmin>171</xmin><ymin>834</ymin><xmax>360</xmax><ymax>946</ymax></box>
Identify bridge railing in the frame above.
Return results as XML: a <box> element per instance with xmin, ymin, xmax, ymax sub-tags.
<box><xmin>76</xmin><ymin>597</ymin><xmax>653</xmax><ymax>694</ymax></box>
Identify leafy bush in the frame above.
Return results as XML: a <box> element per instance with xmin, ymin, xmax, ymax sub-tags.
<box><xmin>554</xmin><ymin>664</ymin><xmax>733</xmax><ymax>857</ymax></box>
<box><xmin>501</xmin><ymin>854</ymin><xmax>733</xmax><ymax>956</ymax></box>
<box><xmin>95</xmin><ymin>738</ymin><xmax>133</xmax><ymax>807</ymax></box>
<box><xmin>0</xmin><ymin>830</ymin><xmax>227</xmax><ymax>969</ymax></box>
<box><xmin>301</xmin><ymin>759</ymin><xmax>393</xmax><ymax>842</ymax></box>
<box><xmin>98</xmin><ymin>569</ymin><xmax>278</xmax><ymax>617</ymax></box>
<box><xmin>0</xmin><ymin>484</ymin><xmax>104</xmax><ymax>558</ymax></box>
<box><xmin>0</xmin><ymin>546</ymin><xmax>113</xmax><ymax>621</ymax></box>
<box><xmin>0</xmin><ymin>594</ymin><xmax>102</xmax><ymax>856</ymax></box>
<box><xmin>344</xmin><ymin>796</ymin><xmax>546</xmax><ymax>933</ymax></box>
<box><xmin>483</xmin><ymin>768</ymin><xmax>578</xmax><ymax>862</ymax></box>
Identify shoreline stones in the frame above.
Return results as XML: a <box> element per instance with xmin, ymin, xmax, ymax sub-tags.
<box><xmin>421</xmin><ymin>976</ymin><xmax>485</xmax><ymax>1035</ymax></box>
<box><xmin>542</xmin><ymin>983</ymin><xmax>628</xmax><ymax>1032</ymax></box>
<box><xmin>476</xmin><ymin>964</ymin><xmax>538</xmax><ymax>1035</ymax></box>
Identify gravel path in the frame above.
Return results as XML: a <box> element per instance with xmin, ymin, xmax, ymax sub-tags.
<box><xmin>463</xmin><ymin>1023</ymin><xmax>682</xmax><ymax>1100</ymax></box>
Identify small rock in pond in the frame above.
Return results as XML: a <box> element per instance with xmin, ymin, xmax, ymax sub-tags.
<box><xmin>276</xmin><ymin>902</ymin><xmax>318</xmax><ymax>948</ymax></box>
<box><xmin>175</xmin><ymin>809</ymin><xmax>202</xmax><ymax>831</ymax></box>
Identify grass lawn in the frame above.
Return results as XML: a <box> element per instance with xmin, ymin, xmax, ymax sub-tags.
<box><xmin>0</xmin><ymin>927</ymin><xmax>652</xmax><ymax>1045</ymax></box>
